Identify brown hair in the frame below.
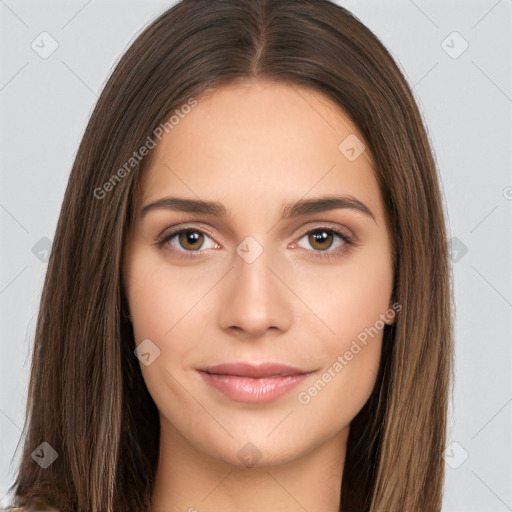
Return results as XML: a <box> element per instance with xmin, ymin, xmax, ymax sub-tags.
<box><xmin>7</xmin><ymin>1</ymin><xmax>453</xmax><ymax>511</ymax></box>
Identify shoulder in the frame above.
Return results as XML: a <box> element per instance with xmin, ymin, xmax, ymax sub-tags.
<box><xmin>2</xmin><ymin>495</ymin><xmax>60</xmax><ymax>511</ymax></box>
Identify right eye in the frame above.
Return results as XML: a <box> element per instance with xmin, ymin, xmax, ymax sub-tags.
<box><xmin>156</xmin><ymin>226</ymin><xmax>220</xmax><ymax>255</ymax></box>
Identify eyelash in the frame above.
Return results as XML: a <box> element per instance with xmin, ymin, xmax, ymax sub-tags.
<box><xmin>153</xmin><ymin>224</ymin><xmax>357</xmax><ymax>261</ymax></box>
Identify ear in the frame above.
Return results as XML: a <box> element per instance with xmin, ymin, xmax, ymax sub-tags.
<box><xmin>121</xmin><ymin>293</ymin><xmax>133</xmax><ymax>324</ymax></box>
<box><xmin>384</xmin><ymin>298</ymin><xmax>400</xmax><ymax>325</ymax></box>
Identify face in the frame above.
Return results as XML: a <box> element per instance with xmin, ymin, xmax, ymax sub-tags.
<box><xmin>123</xmin><ymin>79</ymin><xmax>395</xmax><ymax>468</ymax></box>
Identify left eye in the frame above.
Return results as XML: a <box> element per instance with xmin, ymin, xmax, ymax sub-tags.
<box><xmin>294</xmin><ymin>228</ymin><xmax>350</xmax><ymax>252</ymax></box>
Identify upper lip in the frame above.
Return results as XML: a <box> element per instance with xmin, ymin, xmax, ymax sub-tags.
<box><xmin>199</xmin><ymin>362</ymin><xmax>312</xmax><ymax>378</ymax></box>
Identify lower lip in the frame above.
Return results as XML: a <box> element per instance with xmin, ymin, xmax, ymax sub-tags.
<box><xmin>198</xmin><ymin>371</ymin><xmax>312</xmax><ymax>403</ymax></box>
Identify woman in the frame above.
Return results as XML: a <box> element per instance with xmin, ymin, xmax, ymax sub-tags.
<box><xmin>4</xmin><ymin>0</ymin><xmax>453</xmax><ymax>511</ymax></box>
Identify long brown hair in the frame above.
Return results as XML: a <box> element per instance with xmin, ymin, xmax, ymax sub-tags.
<box><xmin>7</xmin><ymin>1</ymin><xmax>453</xmax><ymax>511</ymax></box>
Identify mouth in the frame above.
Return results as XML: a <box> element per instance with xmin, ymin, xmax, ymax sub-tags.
<box><xmin>197</xmin><ymin>362</ymin><xmax>317</xmax><ymax>403</ymax></box>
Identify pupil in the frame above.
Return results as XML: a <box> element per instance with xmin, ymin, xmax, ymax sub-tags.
<box><xmin>181</xmin><ymin>231</ymin><xmax>202</xmax><ymax>249</ymax></box>
<box><xmin>311</xmin><ymin>230</ymin><xmax>332</xmax><ymax>250</ymax></box>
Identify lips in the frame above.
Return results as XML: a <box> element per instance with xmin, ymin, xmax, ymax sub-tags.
<box><xmin>197</xmin><ymin>362</ymin><xmax>316</xmax><ymax>403</ymax></box>
<box><xmin>200</xmin><ymin>362</ymin><xmax>308</xmax><ymax>378</ymax></box>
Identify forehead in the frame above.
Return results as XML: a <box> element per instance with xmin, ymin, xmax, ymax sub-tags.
<box><xmin>137</xmin><ymin>79</ymin><xmax>384</xmax><ymax>224</ymax></box>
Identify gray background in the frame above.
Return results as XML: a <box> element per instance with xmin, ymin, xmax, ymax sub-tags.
<box><xmin>1</xmin><ymin>1</ymin><xmax>511</xmax><ymax>510</ymax></box>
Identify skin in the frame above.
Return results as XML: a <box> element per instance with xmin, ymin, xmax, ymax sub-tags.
<box><xmin>123</xmin><ymin>78</ymin><xmax>395</xmax><ymax>512</ymax></box>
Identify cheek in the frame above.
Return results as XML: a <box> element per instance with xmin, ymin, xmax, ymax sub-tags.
<box><xmin>124</xmin><ymin>252</ymin><xmax>205</xmax><ymax>412</ymax></box>
<box><xmin>308</xmin><ymin>246</ymin><xmax>393</xmax><ymax>347</ymax></box>
<box><xmin>125</xmin><ymin>250</ymin><xmax>219</xmax><ymax>395</ymax></box>
<box><xmin>295</xmin><ymin>242</ymin><xmax>393</xmax><ymax>409</ymax></box>
<box><xmin>126</xmin><ymin>269</ymin><xmax>168</xmax><ymax>342</ymax></box>
<box><xmin>126</xmin><ymin>253</ymin><xmax>207</xmax><ymax>342</ymax></box>
<box><xmin>294</xmin><ymin>256</ymin><xmax>392</xmax><ymax>425</ymax></box>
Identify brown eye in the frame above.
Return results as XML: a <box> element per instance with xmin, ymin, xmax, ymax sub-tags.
<box><xmin>157</xmin><ymin>227</ymin><xmax>217</xmax><ymax>255</ymax></box>
<box><xmin>308</xmin><ymin>230</ymin><xmax>334</xmax><ymax>251</ymax></box>
<box><xmin>178</xmin><ymin>230</ymin><xmax>205</xmax><ymax>251</ymax></box>
<box><xmin>294</xmin><ymin>227</ymin><xmax>353</xmax><ymax>260</ymax></box>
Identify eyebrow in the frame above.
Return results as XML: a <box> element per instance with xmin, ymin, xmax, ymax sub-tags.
<box><xmin>140</xmin><ymin>194</ymin><xmax>376</xmax><ymax>222</ymax></box>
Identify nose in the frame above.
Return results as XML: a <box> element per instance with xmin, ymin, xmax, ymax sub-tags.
<box><xmin>217</xmin><ymin>240</ymin><xmax>293</xmax><ymax>340</ymax></box>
